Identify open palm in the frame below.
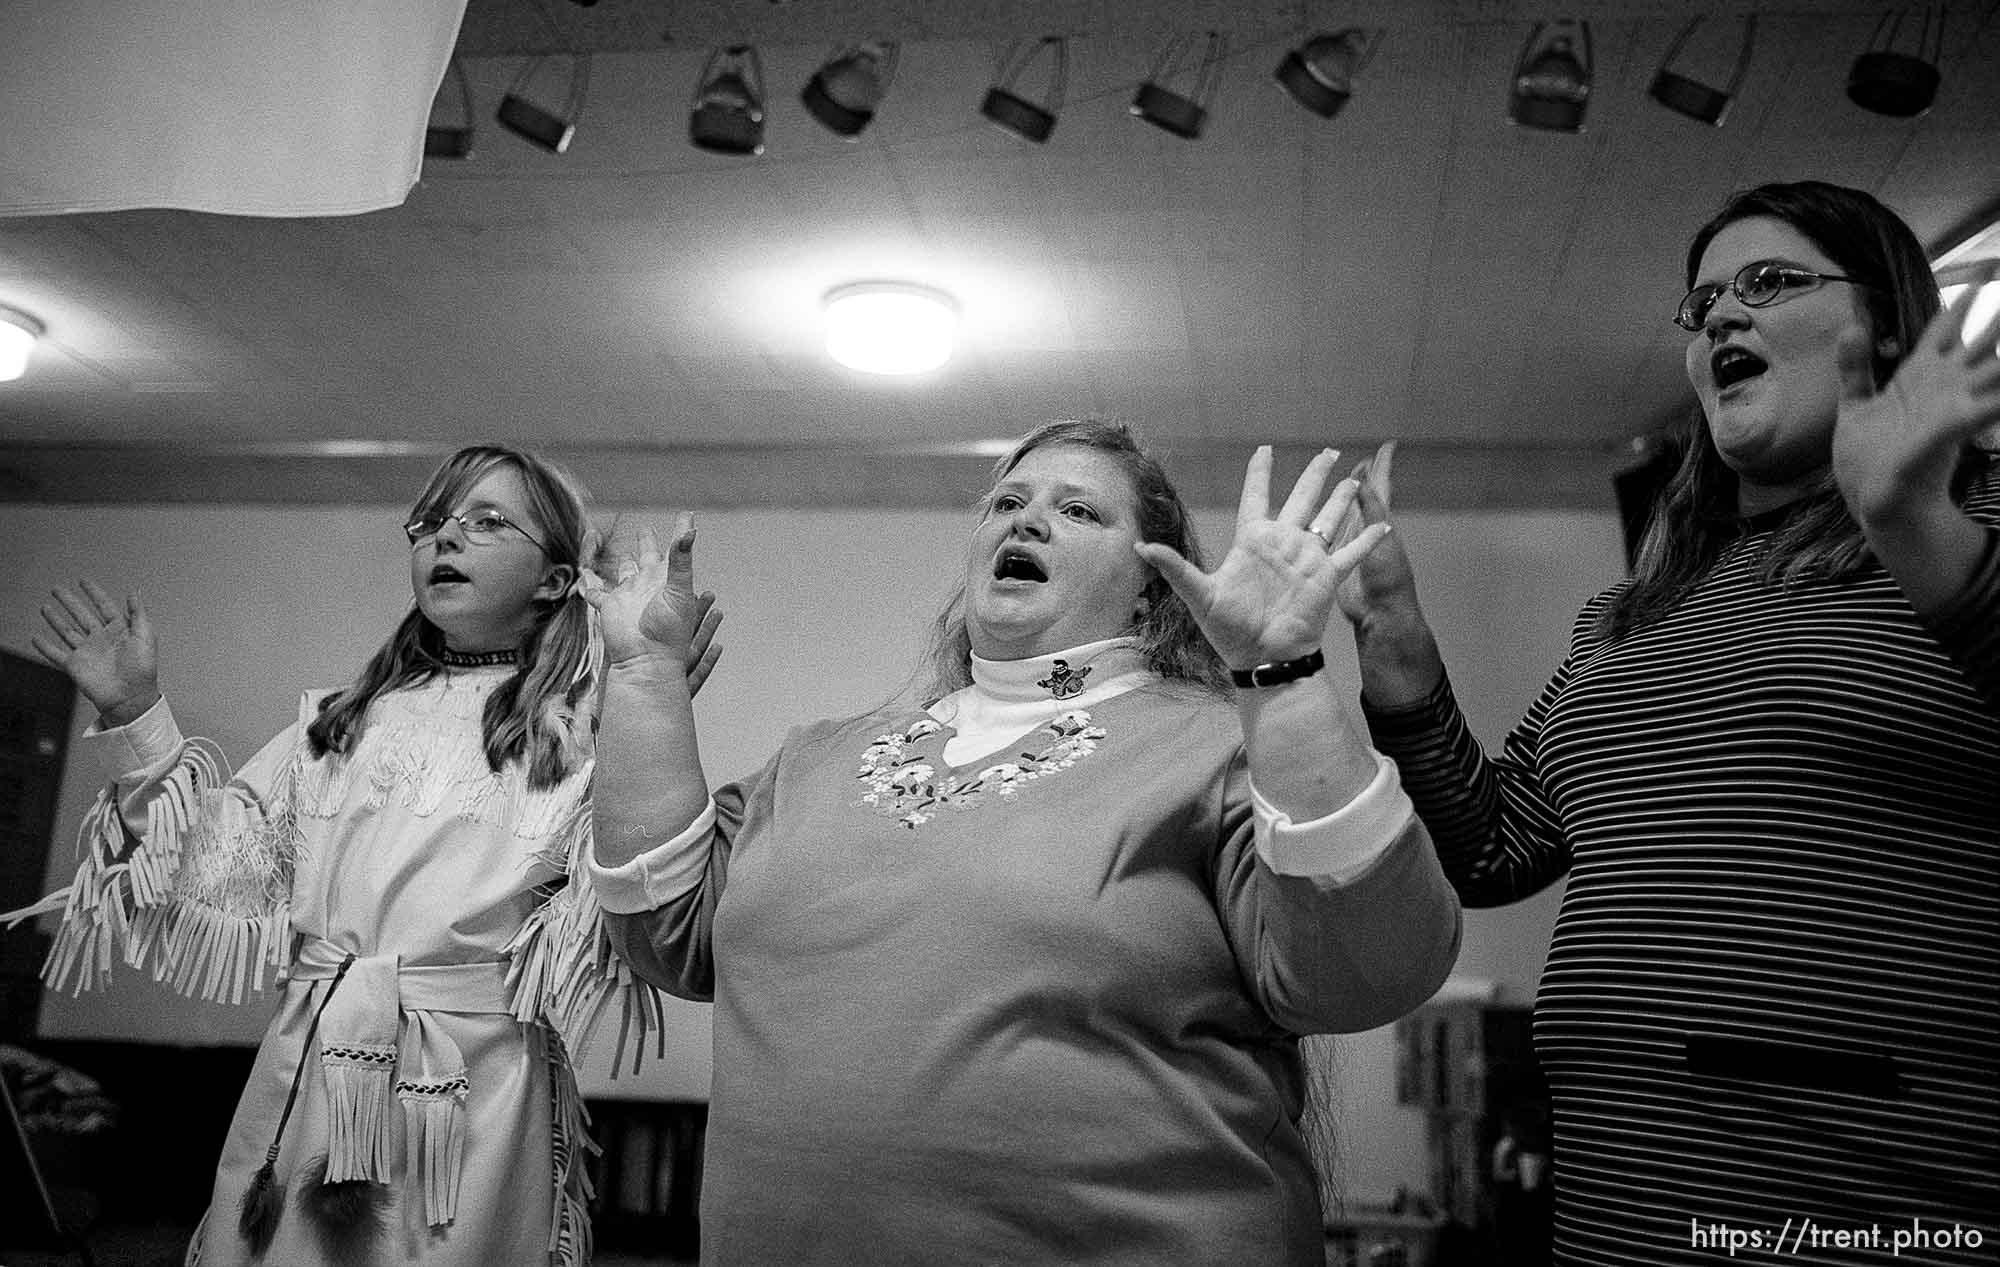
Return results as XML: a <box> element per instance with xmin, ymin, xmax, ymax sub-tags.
<box><xmin>1833</xmin><ymin>263</ymin><xmax>2000</xmax><ymax>517</ymax></box>
<box><xmin>33</xmin><ymin>579</ymin><xmax>159</xmax><ymax>718</ymax></box>
<box><xmin>585</xmin><ymin>515</ymin><xmax>722</xmax><ymax>689</ymax></box>
<box><xmin>1138</xmin><ymin>446</ymin><xmax>1390</xmax><ymax>669</ymax></box>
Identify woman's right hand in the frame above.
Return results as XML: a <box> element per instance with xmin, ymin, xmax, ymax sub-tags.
<box><xmin>1334</xmin><ymin>442</ymin><xmax>1447</xmax><ymax>706</ymax></box>
<box><xmin>587</xmin><ymin>513</ymin><xmax>711</xmax><ymax>673</ymax></box>
<box><xmin>33</xmin><ymin>579</ymin><xmax>161</xmax><ymax>726</ymax></box>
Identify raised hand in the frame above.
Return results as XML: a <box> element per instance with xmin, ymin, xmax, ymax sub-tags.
<box><xmin>1833</xmin><ymin>262</ymin><xmax>2000</xmax><ymax>523</ymax></box>
<box><xmin>1136</xmin><ymin>446</ymin><xmax>1390</xmax><ymax>670</ymax></box>
<box><xmin>1333</xmin><ymin>441</ymin><xmax>1424</xmax><ymax>630</ymax></box>
<box><xmin>33</xmin><ymin>579</ymin><xmax>161</xmax><ymax>724</ymax></box>
<box><xmin>584</xmin><ymin>513</ymin><xmax>713</xmax><ymax>673</ymax></box>
<box><xmin>1326</xmin><ymin>441</ymin><xmax>1448</xmax><ymax>705</ymax></box>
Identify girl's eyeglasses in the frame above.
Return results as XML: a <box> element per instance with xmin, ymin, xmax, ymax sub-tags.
<box><xmin>404</xmin><ymin>510</ymin><xmax>548</xmax><ymax>553</ymax></box>
<box><xmin>1676</xmin><ymin>261</ymin><xmax>1875</xmax><ymax>332</ymax></box>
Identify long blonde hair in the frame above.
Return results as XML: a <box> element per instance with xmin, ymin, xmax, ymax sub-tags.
<box><xmin>306</xmin><ymin>445</ymin><xmax>599</xmax><ymax>789</ymax></box>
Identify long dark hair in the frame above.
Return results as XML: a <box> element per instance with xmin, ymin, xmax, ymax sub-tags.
<box><xmin>306</xmin><ymin>445</ymin><xmax>598</xmax><ymax>789</ymax></box>
<box><xmin>919</xmin><ymin>419</ymin><xmax>1232</xmax><ymax>701</ymax></box>
<box><xmin>1599</xmin><ymin>181</ymin><xmax>1942</xmax><ymax>640</ymax></box>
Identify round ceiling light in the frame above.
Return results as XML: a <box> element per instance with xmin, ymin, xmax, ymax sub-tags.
<box><xmin>0</xmin><ymin>304</ymin><xmax>45</xmax><ymax>382</ymax></box>
<box><xmin>823</xmin><ymin>282</ymin><xmax>958</xmax><ymax>375</ymax></box>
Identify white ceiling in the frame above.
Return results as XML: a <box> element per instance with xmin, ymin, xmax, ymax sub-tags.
<box><xmin>1</xmin><ymin>0</ymin><xmax>1996</xmax><ymax>509</ymax></box>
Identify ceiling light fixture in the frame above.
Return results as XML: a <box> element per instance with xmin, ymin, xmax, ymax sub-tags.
<box><xmin>823</xmin><ymin>283</ymin><xmax>958</xmax><ymax>376</ymax></box>
<box><xmin>1275</xmin><ymin>29</ymin><xmax>1380</xmax><ymax>119</ymax></box>
<box><xmin>803</xmin><ymin>42</ymin><xmax>899</xmax><ymax>139</ymax></box>
<box><xmin>691</xmin><ymin>45</ymin><xmax>767</xmax><ymax>156</ymax></box>
<box><xmin>1131</xmin><ymin>31</ymin><xmax>1227</xmax><ymax>140</ymax></box>
<box><xmin>981</xmin><ymin>37</ymin><xmax>1068</xmax><ymax>144</ymax></box>
<box><xmin>1847</xmin><ymin>6</ymin><xmax>1943</xmax><ymax>118</ymax></box>
<box><xmin>0</xmin><ymin>304</ymin><xmax>45</xmax><ymax>382</ymax></box>
<box><xmin>497</xmin><ymin>54</ymin><xmax>590</xmax><ymax>154</ymax></box>
<box><xmin>1648</xmin><ymin>15</ymin><xmax>1757</xmax><ymax>127</ymax></box>
<box><xmin>426</xmin><ymin>58</ymin><xmax>476</xmax><ymax>159</ymax></box>
<box><xmin>1508</xmin><ymin>19</ymin><xmax>1593</xmax><ymax>133</ymax></box>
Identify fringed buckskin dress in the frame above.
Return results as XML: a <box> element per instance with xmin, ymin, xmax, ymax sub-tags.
<box><xmin>13</xmin><ymin>663</ymin><xmax>664</xmax><ymax>1266</ymax></box>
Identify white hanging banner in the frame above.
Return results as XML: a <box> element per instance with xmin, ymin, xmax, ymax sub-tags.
<box><xmin>0</xmin><ymin>0</ymin><xmax>467</xmax><ymax>217</ymax></box>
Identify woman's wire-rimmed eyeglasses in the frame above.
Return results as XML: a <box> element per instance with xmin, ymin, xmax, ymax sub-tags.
<box><xmin>404</xmin><ymin>510</ymin><xmax>549</xmax><ymax>553</ymax></box>
<box><xmin>1676</xmin><ymin>261</ymin><xmax>1876</xmax><ymax>331</ymax></box>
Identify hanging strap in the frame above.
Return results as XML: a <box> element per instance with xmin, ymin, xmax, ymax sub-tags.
<box><xmin>291</xmin><ymin>938</ymin><xmax>516</xmax><ymax>1226</ymax></box>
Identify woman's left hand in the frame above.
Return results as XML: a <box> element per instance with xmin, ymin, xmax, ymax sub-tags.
<box><xmin>1832</xmin><ymin>263</ymin><xmax>2000</xmax><ymax>523</ymax></box>
<box><xmin>1137</xmin><ymin>446</ymin><xmax>1391</xmax><ymax>670</ymax></box>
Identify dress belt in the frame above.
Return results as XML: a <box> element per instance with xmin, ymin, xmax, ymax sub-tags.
<box><xmin>290</xmin><ymin>935</ymin><xmax>513</xmax><ymax>1014</ymax></box>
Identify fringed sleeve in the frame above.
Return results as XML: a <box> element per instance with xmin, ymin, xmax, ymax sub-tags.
<box><xmin>4</xmin><ymin>697</ymin><xmax>300</xmax><ymax>1004</ymax></box>
<box><xmin>503</xmin><ymin>802</ymin><xmax>669</xmax><ymax>1077</ymax></box>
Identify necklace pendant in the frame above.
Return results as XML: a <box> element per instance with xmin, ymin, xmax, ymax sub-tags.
<box><xmin>1038</xmin><ymin>658</ymin><xmax>1090</xmax><ymax>700</ymax></box>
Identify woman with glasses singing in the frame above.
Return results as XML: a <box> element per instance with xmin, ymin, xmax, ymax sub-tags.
<box><xmin>8</xmin><ymin>445</ymin><xmax>715</xmax><ymax>1267</ymax></box>
<box><xmin>1338</xmin><ymin>181</ymin><xmax>1999</xmax><ymax>1263</ymax></box>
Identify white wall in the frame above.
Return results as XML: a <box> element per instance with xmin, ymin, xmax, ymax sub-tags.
<box><xmin>0</xmin><ymin>496</ymin><xmax>1620</xmax><ymax>1196</ymax></box>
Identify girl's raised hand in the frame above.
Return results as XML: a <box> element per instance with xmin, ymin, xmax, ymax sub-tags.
<box><xmin>33</xmin><ymin>579</ymin><xmax>160</xmax><ymax>725</ymax></box>
<box><xmin>1136</xmin><ymin>446</ymin><xmax>1391</xmax><ymax>670</ymax></box>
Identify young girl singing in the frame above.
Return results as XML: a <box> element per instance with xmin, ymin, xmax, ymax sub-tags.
<box><xmin>11</xmin><ymin>445</ymin><xmax>712</xmax><ymax>1266</ymax></box>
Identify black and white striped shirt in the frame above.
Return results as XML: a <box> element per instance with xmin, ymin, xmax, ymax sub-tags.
<box><xmin>1367</xmin><ymin>458</ymin><xmax>2000</xmax><ymax>1266</ymax></box>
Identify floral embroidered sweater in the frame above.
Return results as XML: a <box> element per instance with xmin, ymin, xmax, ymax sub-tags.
<box><xmin>592</xmin><ymin>643</ymin><xmax>1461</xmax><ymax>1267</ymax></box>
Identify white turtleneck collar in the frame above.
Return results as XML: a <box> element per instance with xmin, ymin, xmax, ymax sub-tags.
<box><xmin>931</xmin><ymin>637</ymin><xmax>1153</xmax><ymax>765</ymax></box>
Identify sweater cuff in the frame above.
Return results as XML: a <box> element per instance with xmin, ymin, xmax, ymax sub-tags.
<box><xmin>77</xmin><ymin>695</ymin><xmax>184</xmax><ymax>781</ymax></box>
<box><xmin>1250</xmin><ymin>752</ymin><xmax>1415</xmax><ymax>881</ymax></box>
<box><xmin>587</xmin><ymin>799</ymin><xmax>718</xmax><ymax>915</ymax></box>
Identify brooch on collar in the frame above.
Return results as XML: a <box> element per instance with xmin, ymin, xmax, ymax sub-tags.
<box><xmin>1038</xmin><ymin>659</ymin><xmax>1091</xmax><ymax>700</ymax></box>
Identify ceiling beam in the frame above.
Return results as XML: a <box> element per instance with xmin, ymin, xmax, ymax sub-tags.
<box><xmin>0</xmin><ymin>439</ymin><xmax>1634</xmax><ymax>511</ymax></box>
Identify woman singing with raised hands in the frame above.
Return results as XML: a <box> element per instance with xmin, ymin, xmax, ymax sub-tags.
<box><xmin>583</xmin><ymin>420</ymin><xmax>1461</xmax><ymax>1267</ymax></box>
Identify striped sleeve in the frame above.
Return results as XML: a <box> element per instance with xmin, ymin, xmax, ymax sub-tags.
<box><xmin>1918</xmin><ymin>456</ymin><xmax>2000</xmax><ymax>709</ymax></box>
<box><xmin>1361</xmin><ymin>665</ymin><xmax>1575</xmax><ymax>908</ymax></box>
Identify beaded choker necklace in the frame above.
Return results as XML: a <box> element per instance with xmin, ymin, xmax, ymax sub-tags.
<box><xmin>437</xmin><ymin>647</ymin><xmax>516</xmax><ymax>668</ymax></box>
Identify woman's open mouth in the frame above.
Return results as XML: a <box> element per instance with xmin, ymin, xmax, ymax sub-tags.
<box><xmin>1711</xmin><ymin>346</ymin><xmax>1768</xmax><ymax>392</ymax></box>
<box><xmin>993</xmin><ymin>548</ymin><xmax>1048</xmax><ymax>583</ymax></box>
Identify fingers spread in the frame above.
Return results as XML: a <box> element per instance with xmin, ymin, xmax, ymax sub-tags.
<box><xmin>54</xmin><ymin>586</ymin><xmax>100</xmax><ymax>632</ymax></box>
<box><xmin>29</xmin><ymin>634</ymin><xmax>68</xmax><ymax>668</ymax></box>
<box><xmin>1133</xmin><ymin>541</ymin><xmax>1207</xmax><ymax>606</ymax></box>
<box><xmin>1275</xmin><ymin>448</ymin><xmax>1341</xmax><ymax>525</ymax></box>
<box><xmin>1329</xmin><ymin>522</ymin><xmax>1393</xmax><ymax>573</ymax></box>
<box><xmin>1235</xmin><ymin>445</ymin><xmax>1275</xmax><ymax>527</ymax></box>
<box><xmin>687</xmin><ymin>640</ymin><xmax>724</xmax><ymax>698</ymax></box>
<box><xmin>1307</xmin><ymin>478</ymin><xmax>1362</xmax><ymax>544</ymax></box>
<box><xmin>41</xmin><ymin>602</ymin><xmax>82</xmax><ymax>646</ymax></box>
<box><xmin>694</xmin><ymin>597</ymin><xmax>724</xmax><ymax>643</ymax></box>
<box><xmin>80</xmin><ymin>578</ymin><xmax>121</xmax><ymax>622</ymax></box>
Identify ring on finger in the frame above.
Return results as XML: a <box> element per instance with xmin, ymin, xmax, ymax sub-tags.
<box><xmin>1307</xmin><ymin>525</ymin><xmax>1335</xmax><ymax>551</ymax></box>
